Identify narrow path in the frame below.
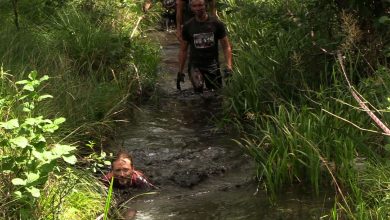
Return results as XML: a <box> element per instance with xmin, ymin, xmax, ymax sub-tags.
<box><xmin>115</xmin><ymin>31</ymin><xmax>332</xmax><ymax>220</ymax></box>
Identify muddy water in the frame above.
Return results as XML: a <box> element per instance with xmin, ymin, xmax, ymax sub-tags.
<box><xmin>115</xmin><ymin>32</ymin><xmax>332</xmax><ymax>219</ymax></box>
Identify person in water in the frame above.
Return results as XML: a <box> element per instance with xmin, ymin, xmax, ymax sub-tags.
<box><xmin>103</xmin><ymin>151</ymin><xmax>156</xmax><ymax>189</ymax></box>
<box><xmin>177</xmin><ymin>0</ymin><xmax>233</xmax><ymax>93</ymax></box>
<box><xmin>176</xmin><ymin>0</ymin><xmax>217</xmax><ymax>41</ymax></box>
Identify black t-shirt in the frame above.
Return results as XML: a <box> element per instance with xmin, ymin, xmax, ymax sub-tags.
<box><xmin>182</xmin><ymin>15</ymin><xmax>227</xmax><ymax>65</ymax></box>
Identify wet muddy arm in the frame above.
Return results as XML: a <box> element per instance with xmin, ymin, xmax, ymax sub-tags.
<box><xmin>220</xmin><ymin>36</ymin><xmax>232</xmax><ymax>70</ymax></box>
<box><xmin>176</xmin><ymin>0</ymin><xmax>184</xmax><ymax>40</ymax></box>
<box><xmin>179</xmin><ymin>40</ymin><xmax>189</xmax><ymax>73</ymax></box>
<box><xmin>209</xmin><ymin>0</ymin><xmax>217</xmax><ymax>16</ymax></box>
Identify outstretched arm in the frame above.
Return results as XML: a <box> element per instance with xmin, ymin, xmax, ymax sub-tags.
<box><xmin>220</xmin><ymin>36</ymin><xmax>232</xmax><ymax>70</ymax></box>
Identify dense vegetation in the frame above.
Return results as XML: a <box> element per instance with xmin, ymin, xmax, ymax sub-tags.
<box><xmin>221</xmin><ymin>0</ymin><xmax>390</xmax><ymax>218</ymax></box>
<box><xmin>0</xmin><ymin>0</ymin><xmax>159</xmax><ymax>219</ymax></box>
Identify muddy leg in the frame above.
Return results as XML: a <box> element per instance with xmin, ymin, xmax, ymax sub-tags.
<box><xmin>189</xmin><ymin>67</ymin><xmax>204</xmax><ymax>93</ymax></box>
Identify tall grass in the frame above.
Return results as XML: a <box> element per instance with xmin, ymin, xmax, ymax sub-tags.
<box><xmin>0</xmin><ymin>1</ymin><xmax>160</xmax><ymax>142</ymax></box>
<box><xmin>37</xmin><ymin>169</ymin><xmax>107</xmax><ymax>220</ymax></box>
<box><xmin>1</xmin><ymin>0</ymin><xmax>160</xmax><ymax>219</ymax></box>
<box><xmin>221</xmin><ymin>0</ymin><xmax>390</xmax><ymax>218</ymax></box>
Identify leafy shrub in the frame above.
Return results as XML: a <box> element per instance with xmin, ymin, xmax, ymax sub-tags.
<box><xmin>0</xmin><ymin>69</ymin><xmax>77</xmax><ymax>218</ymax></box>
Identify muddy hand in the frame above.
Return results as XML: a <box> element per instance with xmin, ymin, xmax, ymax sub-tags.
<box><xmin>223</xmin><ymin>68</ymin><xmax>233</xmax><ymax>84</ymax></box>
<box><xmin>176</xmin><ymin>72</ymin><xmax>185</xmax><ymax>90</ymax></box>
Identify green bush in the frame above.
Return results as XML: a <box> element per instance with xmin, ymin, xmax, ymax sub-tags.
<box><xmin>0</xmin><ymin>70</ymin><xmax>77</xmax><ymax>218</ymax></box>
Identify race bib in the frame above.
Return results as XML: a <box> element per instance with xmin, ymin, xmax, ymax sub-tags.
<box><xmin>193</xmin><ymin>32</ymin><xmax>215</xmax><ymax>49</ymax></box>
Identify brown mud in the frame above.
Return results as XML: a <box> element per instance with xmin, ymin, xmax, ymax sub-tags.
<box><xmin>112</xmin><ymin>31</ymin><xmax>332</xmax><ymax>220</ymax></box>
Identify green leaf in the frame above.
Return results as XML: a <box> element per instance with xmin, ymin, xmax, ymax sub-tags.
<box><xmin>39</xmin><ymin>75</ymin><xmax>49</xmax><ymax>82</ymax></box>
<box><xmin>100</xmin><ymin>151</ymin><xmax>107</xmax><ymax>158</ymax></box>
<box><xmin>15</xmin><ymin>80</ymin><xmax>29</xmax><ymax>85</ymax></box>
<box><xmin>27</xmin><ymin>186</ymin><xmax>40</xmax><ymax>198</ymax></box>
<box><xmin>32</xmin><ymin>150</ymin><xmax>44</xmax><ymax>161</ymax></box>
<box><xmin>378</xmin><ymin>16</ymin><xmax>390</xmax><ymax>24</ymax></box>
<box><xmin>33</xmin><ymin>134</ymin><xmax>46</xmax><ymax>144</ymax></box>
<box><xmin>42</xmin><ymin>123</ymin><xmax>59</xmax><ymax>133</ymax></box>
<box><xmin>12</xmin><ymin>178</ymin><xmax>27</xmax><ymax>186</ymax></box>
<box><xmin>28</xmin><ymin>71</ymin><xmax>37</xmax><ymax>80</ymax></box>
<box><xmin>1</xmin><ymin>119</ymin><xmax>19</xmax><ymax>129</ymax></box>
<box><xmin>26</xmin><ymin>172</ymin><xmax>40</xmax><ymax>183</ymax></box>
<box><xmin>22</xmin><ymin>107</ymin><xmax>32</xmax><ymax>112</ymax></box>
<box><xmin>104</xmin><ymin>160</ymin><xmax>111</xmax><ymax>166</ymax></box>
<box><xmin>10</xmin><ymin>137</ymin><xmax>29</xmax><ymax>148</ymax></box>
<box><xmin>53</xmin><ymin>117</ymin><xmax>66</xmax><ymax>125</ymax></box>
<box><xmin>14</xmin><ymin>191</ymin><xmax>22</xmax><ymax>198</ymax></box>
<box><xmin>24</xmin><ymin>118</ymin><xmax>39</xmax><ymax>125</ymax></box>
<box><xmin>23</xmin><ymin>84</ymin><xmax>34</xmax><ymax>91</ymax></box>
<box><xmin>37</xmin><ymin>94</ymin><xmax>53</xmax><ymax>101</ymax></box>
<box><xmin>53</xmin><ymin>144</ymin><xmax>76</xmax><ymax>155</ymax></box>
<box><xmin>62</xmin><ymin>155</ymin><xmax>77</xmax><ymax>164</ymax></box>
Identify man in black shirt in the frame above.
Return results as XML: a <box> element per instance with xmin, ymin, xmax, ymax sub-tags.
<box><xmin>176</xmin><ymin>0</ymin><xmax>216</xmax><ymax>41</ymax></box>
<box><xmin>178</xmin><ymin>0</ymin><xmax>232</xmax><ymax>93</ymax></box>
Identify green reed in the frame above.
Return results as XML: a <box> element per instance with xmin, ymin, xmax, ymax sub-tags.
<box><xmin>103</xmin><ymin>177</ymin><xmax>114</xmax><ymax>220</ymax></box>
<box><xmin>220</xmin><ymin>0</ymin><xmax>390</xmax><ymax>218</ymax></box>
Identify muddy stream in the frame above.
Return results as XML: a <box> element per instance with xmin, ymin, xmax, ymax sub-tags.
<box><xmin>114</xmin><ymin>31</ymin><xmax>332</xmax><ymax>219</ymax></box>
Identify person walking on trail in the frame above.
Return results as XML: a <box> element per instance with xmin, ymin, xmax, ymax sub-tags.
<box><xmin>177</xmin><ymin>0</ymin><xmax>232</xmax><ymax>93</ymax></box>
<box><xmin>176</xmin><ymin>0</ymin><xmax>216</xmax><ymax>41</ymax></box>
<box><xmin>102</xmin><ymin>151</ymin><xmax>156</xmax><ymax>190</ymax></box>
<box><xmin>143</xmin><ymin>0</ymin><xmax>177</xmax><ymax>31</ymax></box>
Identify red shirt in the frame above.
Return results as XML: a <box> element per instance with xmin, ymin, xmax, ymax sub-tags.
<box><xmin>102</xmin><ymin>170</ymin><xmax>156</xmax><ymax>189</ymax></box>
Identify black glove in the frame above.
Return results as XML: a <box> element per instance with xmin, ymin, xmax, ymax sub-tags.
<box><xmin>176</xmin><ymin>72</ymin><xmax>185</xmax><ymax>90</ymax></box>
<box><xmin>223</xmin><ymin>68</ymin><xmax>233</xmax><ymax>79</ymax></box>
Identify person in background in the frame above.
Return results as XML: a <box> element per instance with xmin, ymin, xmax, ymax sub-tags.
<box><xmin>177</xmin><ymin>0</ymin><xmax>232</xmax><ymax>93</ymax></box>
<box><xmin>143</xmin><ymin>0</ymin><xmax>177</xmax><ymax>31</ymax></box>
<box><xmin>176</xmin><ymin>0</ymin><xmax>216</xmax><ymax>41</ymax></box>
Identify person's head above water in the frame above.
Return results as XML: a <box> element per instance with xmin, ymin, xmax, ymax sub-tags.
<box><xmin>111</xmin><ymin>151</ymin><xmax>134</xmax><ymax>186</ymax></box>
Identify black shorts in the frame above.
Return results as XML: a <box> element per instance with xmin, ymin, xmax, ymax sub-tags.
<box><xmin>189</xmin><ymin>62</ymin><xmax>222</xmax><ymax>90</ymax></box>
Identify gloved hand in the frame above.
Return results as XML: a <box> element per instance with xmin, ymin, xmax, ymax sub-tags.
<box><xmin>223</xmin><ymin>68</ymin><xmax>233</xmax><ymax>79</ymax></box>
<box><xmin>176</xmin><ymin>72</ymin><xmax>185</xmax><ymax>90</ymax></box>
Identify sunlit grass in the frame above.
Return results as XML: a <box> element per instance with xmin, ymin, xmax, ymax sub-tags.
<box><xmin>0</xmin><ymin>1</ymin><xmax>160</xmax><ymax>219</ymax></box>
<box><xmin>220</xmin><ymin>0</ymin><xmax>390</xmax><ymax>218</ymax></box>
<box><xmin>37</xmin><ymin>169</ymin><xmax>106</xmax><ymax>220</ymax></box>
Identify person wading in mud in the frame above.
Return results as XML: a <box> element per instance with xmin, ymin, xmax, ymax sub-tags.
<box><xmin>177</xmin><ymin>0</ymin><xmax>232</xmax><ymax>93</ymax></box>
<box><xmin>101</xmin><ymin>151</ymin><xmax>157</xmax><ymax>219</ymax></box>
<box><xmin>103</xmin><ymin>151</ymin><xmax>156</xmax><ymax>189</ymax></box>
<box><xmin>176</xmin><ymin>0</ymin><xmax>216</xmax><ymax>41</ymax></box>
